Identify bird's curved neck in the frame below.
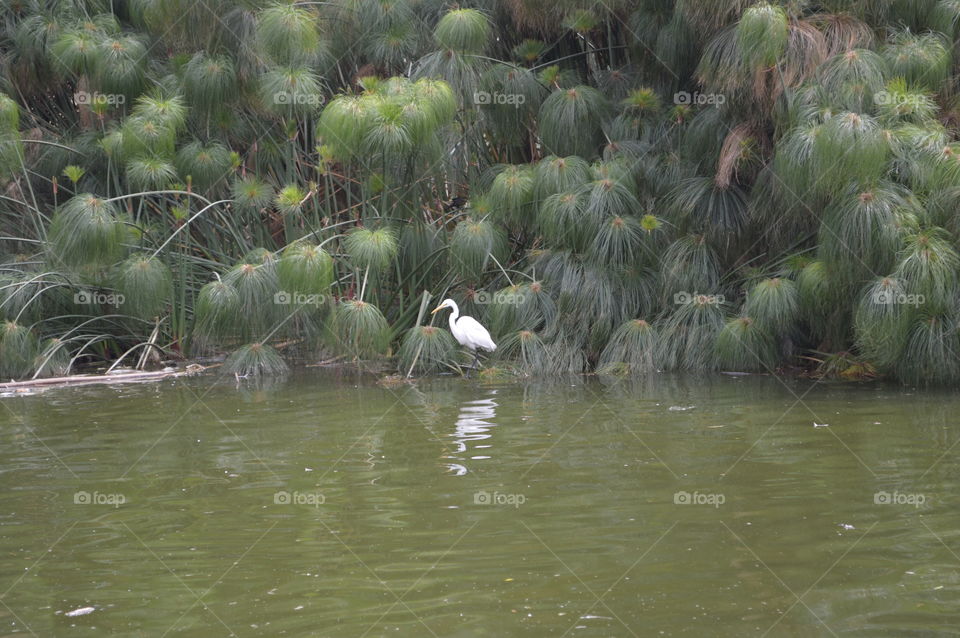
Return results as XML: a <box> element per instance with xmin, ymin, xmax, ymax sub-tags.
<box><xmin>447</xmin><ymin>301</ymin><xmax>460</xmax><ymax>323</ymax></box>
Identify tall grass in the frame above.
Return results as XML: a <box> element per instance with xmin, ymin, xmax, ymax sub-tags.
<box><xmin>3</xmin><ymin>1</ymin><xmax>960</xmax><ymax>384</ymax></box>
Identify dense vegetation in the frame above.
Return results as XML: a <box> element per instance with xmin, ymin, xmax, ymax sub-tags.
<box><xmin>3</xmin><ymin>0</ymin><xmax>960</xmax><ymax>383</ymax></box>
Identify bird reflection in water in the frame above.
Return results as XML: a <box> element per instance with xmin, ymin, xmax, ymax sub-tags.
<box><xmin>445</xmin><ymin>391</ymin><xmax>498</xmax><ymax>476</ymax></box>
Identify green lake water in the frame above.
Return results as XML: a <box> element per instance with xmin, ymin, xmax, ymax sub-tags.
<box><xmin>2</xmin><ymin>370</ymin><xmax>960</xmax><ymax>636</ymax></box>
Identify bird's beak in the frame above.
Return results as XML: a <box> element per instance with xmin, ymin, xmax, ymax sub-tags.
<box><xmin>430</xmin><ymin>306</ymin><xmax>443</xmax><ymax>314</ymax></box>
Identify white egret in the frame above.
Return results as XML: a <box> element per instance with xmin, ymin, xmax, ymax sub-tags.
<box><xmin>431</xmin><ymin>298</ymin><xmax>496</xmax><ymax>371</ymax></box>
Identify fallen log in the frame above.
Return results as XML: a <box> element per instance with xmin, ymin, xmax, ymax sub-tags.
<box><xmin>0</xmin><ymin>364</ymin><xmax>212</xmax><ymax>392</ymax></box>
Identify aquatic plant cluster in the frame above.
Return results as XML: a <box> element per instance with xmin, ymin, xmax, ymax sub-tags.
<box><xmin>3</xmin><ymin>1</ymin><xmax>960</xmax><ymax>382</ymax></box>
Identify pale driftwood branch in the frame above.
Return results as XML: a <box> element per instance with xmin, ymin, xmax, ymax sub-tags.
<box><xmin>0</xmin><ymin>365</ymin><xmax>213</xmax><ymax>392</ymax></box>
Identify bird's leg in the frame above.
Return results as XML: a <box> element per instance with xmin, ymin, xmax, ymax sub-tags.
<box><xmin>462</xmin><ymin>351</ymin><xmax>479</xmax><ymax>378</ymax></box>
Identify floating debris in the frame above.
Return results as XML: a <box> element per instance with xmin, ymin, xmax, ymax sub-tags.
<box><xmin>814</xmin><ymin>422</ymin><xmax>829</xmax><ymax>428</ymax></box>
<box><xmin>65</xmin><ymin>606</ymin><xmax>95</xmax><ymax>617</ymax></box>
<box><xmin>377</xmin><ymin>374</ymin><xmax>411</xmax><ymax>388</ymax></box>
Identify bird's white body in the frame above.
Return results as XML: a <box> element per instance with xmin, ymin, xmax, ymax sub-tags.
<box><xmin>432</xmin><ymin>299</ymin><xmax>496</xmax><ymax>352</ymax></box>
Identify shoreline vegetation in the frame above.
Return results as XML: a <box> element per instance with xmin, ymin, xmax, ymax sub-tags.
<box><xmin>0</xmin><ymin>360</ymin><xmax>777</xmax><ymax>393</ymax></box>
<box><xmin>3</xmin><ymin>2</ymin><xmax>960</xmax><ymax>385</ymax></box>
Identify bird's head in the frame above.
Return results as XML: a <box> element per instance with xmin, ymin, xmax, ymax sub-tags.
<box><xmin>430</xmin><ymin>298</ymin><xmax>456</xmax><ymax>314</ymax></box>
